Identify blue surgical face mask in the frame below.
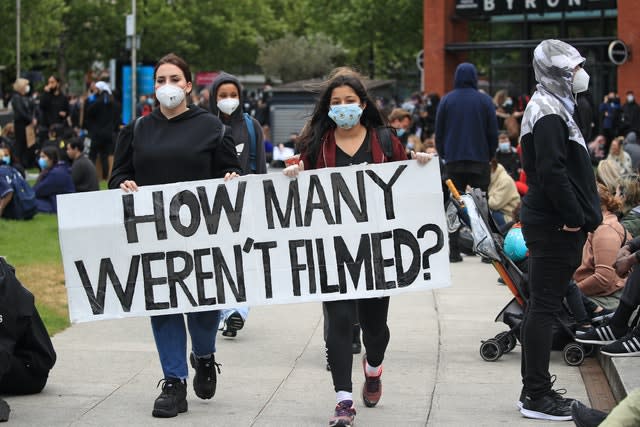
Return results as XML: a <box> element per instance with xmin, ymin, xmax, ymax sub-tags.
<box><xmin>328</xmin><ymin>103</ymin><xmax>363</xmax><ymax>129</ymax></box>
<box><xmin>38</xmin><ymin>157</ymin><xmax>49</xmax><ymax>170</ymax></box>
<box><xmin>1</xmin><ymin>155</ymin><xmax>9</xmax><ymax>165</ymax></box>
<box><xmin>396</xmin><ymin>128</ymin><xmax>406</xmax><ymax>137</ymax></box>
<box><xmin>498</xmin><ymin>142</ymin><xmax>511</xmax><ymax>152</ymax></box>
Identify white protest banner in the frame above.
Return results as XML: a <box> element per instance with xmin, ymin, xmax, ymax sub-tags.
<box><xmin>58</xmin><ymin>160</ymin><xmax>450</xmax><ymax>323</ymax></box>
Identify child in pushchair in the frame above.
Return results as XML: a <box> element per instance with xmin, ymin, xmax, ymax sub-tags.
<box><xmin>446</xmin><ymin>181</ymin><xmax>604</xmax><ymax>366</ymax></box>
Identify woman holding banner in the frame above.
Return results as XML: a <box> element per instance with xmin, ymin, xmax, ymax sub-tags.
<box><xmin>109</xmin><ymin>53</ymin><xmax>241</xmax><ymax>418</ymax></box>
<box><xmin>283</xmin><ymin>67</ymin><xmax>432</xmax><ymax>427</ymax></box>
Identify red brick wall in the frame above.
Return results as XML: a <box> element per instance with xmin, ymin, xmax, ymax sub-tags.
<box><xmin>423</xmin><ymin>0</ymin><xmax>467</xmax><ymax>96</ymax></box>
<box><xmin>617</xmin><ymin>0</ymin><xmax>640</xmax><ymax>96</ymax></box>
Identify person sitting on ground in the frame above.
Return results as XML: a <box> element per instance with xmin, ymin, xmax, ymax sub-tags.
<box><xmin>33</xmin><ymin>145</ymin><xmax>75</xmax><ymax>213</ymax></box>
<box><xmin>0</xmin><ymin>153</ymin><xmax>36</xmax><ymax>220</ymax></box>
<box><xmin>41</xmin><ymin>123</ymin><xmax>70</xmax><ymax>163</ymax></box>
<box><xmin>571</xmin><ymin>388</ymin><xmax>640</xmax><ymax>427</ymax></box>
<box><xmin>574</xmin><ymin>183</ymin><xmax>632</xmax><ymax>309</ymax></box>
<box><xmin>0</xmin><ymin>142</ymin><xmax>25</xmax><ymax>178</ymax></box>
<box><xmin>617</xmin><ymin>173</ymin><xmax>640</xmax><ymax>238</ymax></box>
<box><xmin>0</xmin><ymin>258</ymin><xmax>57</xmax><ymax>422</ymax></box>
<box><xmin>65</xmin><ymin>138</ymin><xmax>99</xmax><ymax>192</ymax></box>
<box><xmin>495</xmin><ymin>130</ymin><xmax>520</xmax><ymax>180</ymax></box>
<box><xmin>488</xmin><ymin>158</ymin><xmax>520</xmax><ymax>228</ymax></box>
<box><xmin>607</xmin><ymin>135</ymin><xmax>633</xmax><ymax>176</ymax></box>
<box><xmin>576</xmin><ymin>233</ymin><xmax>640</xmax><ymax>356</ymax></box>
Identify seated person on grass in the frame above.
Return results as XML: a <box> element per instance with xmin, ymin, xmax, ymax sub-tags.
<box><xmin>65</xmin><ymin>138</ymin><xmax>99</xmax><ymax>192</ymax></box>
<box><xmin>33</xmin><ymin>145</ymin><xmax>75</xmax><ymax>214</ymax></box>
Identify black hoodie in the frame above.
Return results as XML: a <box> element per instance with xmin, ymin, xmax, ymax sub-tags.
<box><xmin>209</xmin><ymin>72</ymin><xmax>267</xmax><ymax>175</ymax></box>
<box><xmin>109</xmin><ymin>105</ymin><xmax>241</xmax><ymax>188</ymax></box>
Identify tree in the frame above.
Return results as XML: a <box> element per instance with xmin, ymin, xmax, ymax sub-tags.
<box><xmin>257</xmin><ymin>33</ymin><xmax>346</xmax><ymax>82</ymax></box>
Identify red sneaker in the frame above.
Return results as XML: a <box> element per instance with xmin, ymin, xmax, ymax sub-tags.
<box><xmin>361</xmin><ymin>354</ymin><xmax>382</xmax><ymax>407</ymax></box>
<box><xmin>328</xmin><ymin>400</ymin><xmax>356</xmax><ymax>426</ymax></box>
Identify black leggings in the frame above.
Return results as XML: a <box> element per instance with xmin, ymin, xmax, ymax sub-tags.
<box><xmin>520</xmin><ymin>225</ymin><xmax>585</xmax><ymax>399</ymax></box>
<box><xmin>324</xmin><ymin>297</ymin><xmax>390</xmax><ymax>393</ymax></box>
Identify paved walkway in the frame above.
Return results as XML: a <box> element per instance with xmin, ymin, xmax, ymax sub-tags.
<box><xmin>6</xmin><ymin>256</ymin><xmax>589</xmax><ymax>426</ymax></box>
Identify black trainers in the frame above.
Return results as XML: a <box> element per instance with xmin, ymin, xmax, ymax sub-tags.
<box><xmin>601</xmin><ymin>329</ymin><xmax>640</xmax><ymax>357</ymax></box>
<box><xmin>0</xmin><ymin>398</ymin><xmax>9</xmax><ymax>422</ymax></box>
<box><xmin>575</xmin><ymin>323</ymin><xmax>624</xmax><ymax>345</ymax></box>
<box><xmin>152</xmin><ymin>378</ymin><xmax>187</xmax><ymax>418</ymax></box>
<box><xmin>221</xmin><ymin>311</ymin><xmax>245</xmax><ymax>337</ymax></box>
<box><xmin>189</xmin><ymin>353</ymin><xmax>221</xmax><ymax>400</ymax></box>
<box><xmin>570</xmin><ymin>400</ymin><xmax>607</xmax><ymax>427</ymax></box>
<box><xmin>591</xmin><ymin>307</ymin><xmax>614</xmax><ymax>323</ymax></box>
<box><xmin>520</xmin><ymin>392</ymin><xmax>574</xmax><ymax>421</ymax></box>
<box><xmin>449</xmin><ymin>253</ymin><xmax>463</xmax><ymax>263</ymax></box>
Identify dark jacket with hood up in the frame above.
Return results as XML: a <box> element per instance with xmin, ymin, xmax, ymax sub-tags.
<box><xmin>209</xmin><ymin>72</ymin><xmax>266</xmax><ymax>175</ymax></box>
<box><xmin>109</xmin><ymin>105</ymin><xmax>240</xmax><ymax>188</ymax></box>
<box><xmin>434</xmin><ymin>63</ymin><xmax>498</xmax><ymax>166</ymax></box>
<box><xmin>519</xmin><ymin>39</ymin><xmax>601</xmax><ymax>232</ymax></box>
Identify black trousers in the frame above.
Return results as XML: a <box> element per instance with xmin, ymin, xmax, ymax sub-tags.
<box><xmin>520</xmin><ymin>225</ymin><xmax>585</xmax><ymax>399</ymax></box>
<box><xmin>324</xmin><ymin>297</ymin><xmax>390</xmax><ymax>393</ymax></box>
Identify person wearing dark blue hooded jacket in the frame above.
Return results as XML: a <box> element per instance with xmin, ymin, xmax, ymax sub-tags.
<box><xmin>209</xmin><ymin>72</ymin><xmax>267</xmax><ymax>338</ymax></box>
<box><xmin>517</xmin><ymin>39</ymin><xmax>601</xmax><ymax>422</ymax></box>
<box><xmin>435</xmin><ymin>62</ymin><xmax>498</xmax><ymax>262</ymax></box>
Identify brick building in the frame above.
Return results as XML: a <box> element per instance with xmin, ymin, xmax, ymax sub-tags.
<box><xmin>423</xmin><ymin>0</ymin><xmax>636</xmax><ymax>103</ymax></box>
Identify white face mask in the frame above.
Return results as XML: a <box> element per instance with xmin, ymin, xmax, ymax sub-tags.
<box><xmin>155</xmin><ymin>84</ymin><xmax>186</xmax><ymax>109</ymax></box>
<box><xmin>25</xmin><ymin>85</ymin><xmax>30</xmax><ymax>93</ymax></box>
<box><xmin>628</xmin><ymin>95</ymin><xmax>635</xmax><ymax>103</ymax></box>
<box><xmin>572</xmin><ymin>68</ymin><xmax>590</xmax><ymax>94</ymax></box>
<box><xmin>217</xmin><ymin>98</ymin><xmax>240</xmax><ymax>115</ymax></box>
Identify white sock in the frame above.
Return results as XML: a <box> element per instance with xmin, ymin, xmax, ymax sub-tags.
<box><xmin>336</xmin><ymin>391</ymin><xmax>353</xmax><ymax>404</ymax></box>
<box><xmin>365</xmin><ymin>361</ymin><xmax>382</xmax><ymax>377</ymax></box>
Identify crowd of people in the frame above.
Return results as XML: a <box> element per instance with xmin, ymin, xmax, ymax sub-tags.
<box><xmin>3</xmin><ymin>38</ymin><xmax>640</xmax><ymax>425</ymax></box>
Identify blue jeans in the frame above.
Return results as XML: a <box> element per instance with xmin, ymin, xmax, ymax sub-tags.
<box><xmin>150</xmin><ymin>310</ymin><xmax>221</xmax><ymax>380</ymax></box>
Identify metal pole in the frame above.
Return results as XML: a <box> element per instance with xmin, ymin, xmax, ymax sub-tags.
<box><xmin>16</xmin><ymin>0</ymin><xmax>20</xmax><ymax>79</ymax></box>
<box><xmin>131</xmin><ymin>0</ymin><xmax>137</xmax><ymax>120</ymax></box>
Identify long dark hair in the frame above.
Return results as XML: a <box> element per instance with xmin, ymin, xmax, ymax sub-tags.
<box><xmin>41</xmin><ymin>145</ymin><xmax>59</xmax><ymax>166</ymax></box>
<box><xmin>298</xmin><ymin>68</ymin><xmax>386</xmax><ymax>165</ymax></box>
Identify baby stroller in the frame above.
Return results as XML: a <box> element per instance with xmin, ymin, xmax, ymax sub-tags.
<box><xmin>446</xmin><ymin>181</ymin><xmax>593</xmax><ymax>366</ymax></box>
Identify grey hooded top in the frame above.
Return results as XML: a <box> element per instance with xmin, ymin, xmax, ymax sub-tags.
<box><xmin>520</xmin><ymin>39</ymin><xmax>586</xmax><ymax>151</ymax></box>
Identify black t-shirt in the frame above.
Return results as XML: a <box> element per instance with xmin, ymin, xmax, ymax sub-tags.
<box><xmin>335</xmin><ymin>130</ymin><xmax>373</xmax><ymax>167</ymax></box>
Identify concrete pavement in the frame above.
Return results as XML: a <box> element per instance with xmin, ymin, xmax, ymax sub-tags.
<box><xmin>5</xmin><ymin>256</ymin><xmax>590</xmax><ymax>426</ymax></box>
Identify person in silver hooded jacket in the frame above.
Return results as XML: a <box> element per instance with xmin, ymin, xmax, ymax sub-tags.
<box><xmin>517</xmin><ymin>39</ymin><xmax>602</xmax><ymax>421</ymax></box>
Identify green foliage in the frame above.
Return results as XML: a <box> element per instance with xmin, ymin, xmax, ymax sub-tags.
<box><xmin>0</xmin><ymin>0</ymin><xmax>424</xmax><ymax>100</ymax></box>
<box><xmin>257</xmin><ymin>33</ymin><xmax>346</xmax><ymax>82</ymax></box>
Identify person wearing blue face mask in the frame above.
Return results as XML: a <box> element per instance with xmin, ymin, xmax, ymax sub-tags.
<box><xmin>495</xmin><ymin>131</ymin><xmax>521</xmax><ymax>181</ymax></box>
<box><xmin>282</xmin><ymin>67</ymin><xmax>433</xmax><ymax>427</ymax></box>
<box><xmin>0</xmin><ymin>143</ymin><xmax>25</xmax><ymax>178</ymax></box>
<box><xmin>388</xmin><ymin>108</ymin><xmax>412</xmax><ymax>156</ymax></box>
<box><xmin>33</xmin><ymin>145</ymin><xmax>75</xmax><ymax>214</ymax></box>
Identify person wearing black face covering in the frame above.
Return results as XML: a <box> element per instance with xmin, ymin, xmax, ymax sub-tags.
<box><xmin>620</xmin><ymin>90</ymin><xmax>640</xmax><ymax>137</ymax></box>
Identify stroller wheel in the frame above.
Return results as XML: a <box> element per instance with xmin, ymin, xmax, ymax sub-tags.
<box><xmin>480</xmin><ymin>339</ymin><xmax>503</xmax><ymax>362</ymax></box>
<box><xmin>495</xmin><ymin>331</ymin><xmax>517</xmax><ymax>353</ymax></box>
<box><xmin>563</xmin><ymin>343</ymin><xmax>585</xmax><ymax>366</ymax></box>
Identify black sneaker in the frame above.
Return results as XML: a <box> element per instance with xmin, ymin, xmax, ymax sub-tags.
<box><xmin>449</xmin><ymin>253</ymin><xmax>463</xmax><ymax>263</ymax></box>
<box><xmin>570</xmin><ymin>400</ymin><xmax>607</xmax><ymax>427</ymax></box>
<box><xmin>152</xmin><ymin>378</ymin><xmax>187</xmax><ymax>418</ymax></box>
<box><xmin>0</xmin><ymin>398</ymin><xmax>9</xmax><ymax>422</ymax></box>
<box><xmin>520</xmin><ymin>393</ymin><xmax>574</xmax><ymax>421</ymax></box>
<box><xmin>189</xmin><ymin>353</ymin><xmax>221</xmax><ymax>400</ymax></box>
<box><xmin>601</xmin><ymin>330</ymin><xmax>640</xmax><ymax>357</ymax></box>
<box><xmin>591</xmin><ymin>308</ymin><xmax>614</xmax><ymax>323</ymax></box>
<box><xmin>221</xmin><ymin>311</ymin><xmax>245</xmax><ymax>338</ymax></box>
<box><xmin>575</xmin><ymin>324</ymin><xmax>624</xmax><ymax>345</ymax></box>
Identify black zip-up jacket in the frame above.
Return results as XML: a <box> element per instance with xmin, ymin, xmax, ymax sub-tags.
<box><xmin>109</xmin><ymin>105</ymin><xmax>241</xmax><ymax>188</ymax></box>
<box><xmin>520</xmin><ymin>115</ymin><xmax>601</xmax><ymax>231</ymax></box>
